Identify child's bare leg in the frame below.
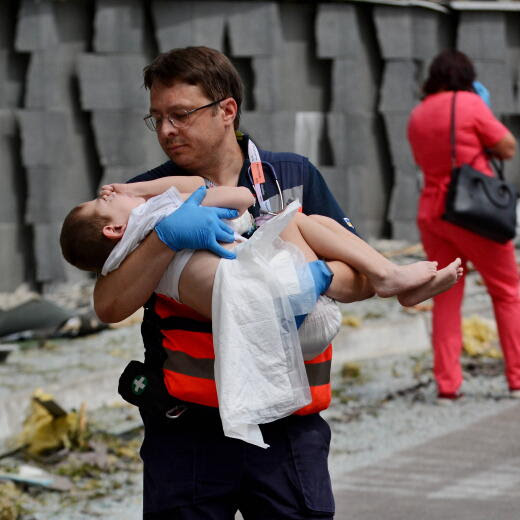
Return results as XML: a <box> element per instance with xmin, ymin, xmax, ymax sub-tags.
<box><xmin>397</xmin><ymin>258</ymin><xmax>463</xmax><ymax>307</ymax></box>
<box><xmin>279</xmin><ymin>219</ymin><xmax>375</xmax><ymax>303</ymax></box>
<box><xmin>297</xmin><ymin>214</ymin><xmax>437</xmax><ymax>297</ymax></box>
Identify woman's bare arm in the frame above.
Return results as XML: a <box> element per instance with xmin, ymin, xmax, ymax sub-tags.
<box><xmin>488</xmin><ymin>131</ymin><xmax>516</xmax><ymax>160</ymax></box>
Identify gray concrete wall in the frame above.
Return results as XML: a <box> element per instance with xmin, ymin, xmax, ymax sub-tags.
<box><xmin>0</xmin><ymin>0</ymin><xmax>518</xmax><ymax>290</ymax></box>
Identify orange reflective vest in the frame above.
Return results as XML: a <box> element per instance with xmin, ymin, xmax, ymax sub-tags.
<box><xmin>153</xmin><ymin>293</ymin><xmax>332</xmax><ymax>414</ymax></box>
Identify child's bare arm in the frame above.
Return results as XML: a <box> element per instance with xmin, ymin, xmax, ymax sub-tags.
<box><xmin>100</xmin><ymin>176</ymin><xmax>206</xmax><ymax>200</ymax></box>
<box><xmin>180</xmin><ymin>186</ymin><xmax>255</xmax><ymax>215</ymax></box>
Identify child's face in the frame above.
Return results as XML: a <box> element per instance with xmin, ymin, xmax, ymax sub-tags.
<box><xmin>83</xmin><ymin>193</ymin><xmax>145</xmax><ymax>227</ymax></box>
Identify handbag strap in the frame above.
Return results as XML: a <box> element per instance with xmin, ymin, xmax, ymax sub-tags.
<box><xmin>450</xmin><ymin>90</ymin><xmax>505</xmax><ymax>180</ymax></box>
<box><xmin>450</xmin><ymin>91</ymin><xmax>457</xmax><ymax>170</ymax></box>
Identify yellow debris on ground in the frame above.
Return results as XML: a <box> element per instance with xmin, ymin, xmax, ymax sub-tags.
<box><xmin>462</xmin><ymin>315</ymin><xmax>502</xmax><ymax>359</ymax></box>
<box><xmin>341</xmin><ymin>362</ymin><xmax>361</xmax><ymax>380</ymax></box>
<box><xmin>342</xmin><ymin>314</ymin><xmax>362</xmax><ymax>328</ymax></box>
<box><xmin>18</xmin><ymin>390</ymin><xmax>87</xmax><ymax>457</ymax></box>
<box><xmin>381</xmin><ymin>243</ymin><xmax>425</xmax><ymax>259</ymax></box>
<box><xmin>0</xmin><ymin>481</ymin><xmax>21</xmax><ymax>520</ymax></box>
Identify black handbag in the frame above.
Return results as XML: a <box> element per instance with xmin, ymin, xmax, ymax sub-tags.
<box><xmin>443</xmin><ymin>91</ymin><xmax>518</xmax><ymax>243</ymax></box>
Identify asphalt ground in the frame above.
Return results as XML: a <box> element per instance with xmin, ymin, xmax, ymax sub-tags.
<box><xmin>333</xmin><ymin>401</ymin><xmax>520</xmax><ymax>520</ymax></box>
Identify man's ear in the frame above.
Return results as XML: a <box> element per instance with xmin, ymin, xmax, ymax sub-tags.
<box><xmin>220</xmin><ymin>98</ymin><xmax>237</xmax><ymax>127</ymax></box>
<box><xmin>102</xmin><ymin>224</ymin><xmax>126</xmax><ymax>240</ymax></box>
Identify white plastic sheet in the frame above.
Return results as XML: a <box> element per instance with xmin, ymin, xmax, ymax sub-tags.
<box><xmin>212</xmin><ymin>201</ymin><xmax>315</xmax><ymax>448</ymax></box>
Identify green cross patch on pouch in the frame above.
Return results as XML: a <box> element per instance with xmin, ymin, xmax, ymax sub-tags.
<box><xmin>132</xmin><ymin>375</ymin><xmax>148</xmax><ymax>395</ymax></box>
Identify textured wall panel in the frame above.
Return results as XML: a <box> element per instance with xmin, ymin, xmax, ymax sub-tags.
<box><xmin>379</xmin><ymin>60</ymin><xmax>420</xmax><ymax>114</ymax></box>
<box><xmin>457</xmin><ymin>12</ymin><xmax>507</xmax><ymax>62</ymax></box>
<box><xmin>227</xmin><ymin>2</ymin><xmax>282</xmax><ymax>57</ymax></box>
<box><xmin>152</xmin><ymin>1</ymin><xmax>229</xmax><ymax>51</ymax></box>
<box><xmin>242</xmin><ymin>111</ymin><xmax>310</xmax><ymax>161</ymax></box>
<box><xmin>94</xmin><ymin>0</ymin><xmax>148</xmax><ymax>53</ymax></box>
<box><xmin>0</xmin><ymin>224</ymin><xmax>26</xmax><ymax>291</ymax></box>
<box><xmin>77</xmin><ymin>54</ymin><xmax>149</xmax><ymax>110</ymax></box>
<box><xmin>316</xmin><ymin>4</ymin><xmax>363</xmax><ymax>59</ymax></box>
<box><xmin>474</xmin><ymin>60</ymin><xmax>515</xmax><ymax>115</ymax></box>
<box><xmin>374</xmin><ymin>6</ymin><xmax>414</xmax><ymax>60</ymax></box>
<box><xmin>15</xmin><ymin>0</ymin><xmax>89</xmax><ymax>52</ymax></box>
<box><xmin>91</xmin><ymin>111</ymin><xmax>165</xmax><ymax>168</ymax></box>
<box><xmin>382</xmin><ymin>112</ymin><xmax>417</xmax><ymax>175</ymax></box>
<box><xmin>0</xmin><ymin>135</ymin><xmax>22</xmax><ymax>222</ymax></box>
<box><xmin>331</xmin><ymin>58</ymin><xmax>378</xmax><ymax>113</ymax></box>
<box><xmin>24</xmin><ymin>50</ymin><xmax>78</xmax><ymax>109</ymax></box>
<box><xmin>33</xmin><ymin>223</ymin><xmax>66</xmax><ymax>282</ymax></box>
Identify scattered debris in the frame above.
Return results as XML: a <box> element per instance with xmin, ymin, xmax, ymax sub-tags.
<box><xmin>341</xmin><ymin>362</ymin><xmax>362</xmax><ymax>381</ymax></box>
<box><xmin>18</xmin><ymin>391</ymin><xmax>87</xmax><ymax>457</ymax></box>
<box><xmin>380</xmin><ymin>243</ymin><xmax>424</xmax><ymax>259</ymax></box>
<box><xmin>402</xmin><ymin>302</ymin><xmax>433</xmax><ymax>314</ymax></box>
<box><xmin>0</xmin><ymin>481</ymin><xmax>21</xmax><ymax>520</ymax></box>
<box><xmin>341</xmin><ymin>314</ymin><xmax>362</xmax><ymax>328</ymax></box>
<box><xmin>55</xmin><ymin>308</ymin><xmax>108</xmax><ymax>338</ymax></box>
<box><xmin>462</xmin><ymin>315</ymin><xmax>501</xmax><ymax>358</ymax></box>
<box><xmin>0</xmin><ymin>464</ymin><xmax>72</xmax><ymax>491</ymax></box>
<box><xmin>0</xmin><ymin>345</ymin><xmax>16</xmax><ymax>364</ymax></box>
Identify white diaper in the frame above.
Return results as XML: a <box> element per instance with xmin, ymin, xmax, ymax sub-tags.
<box><xmin>299</xmin><ymin>296</ymin><xmax>341</xmax><ymax>360</ymax></box>
<box><xmin>155</xmin><ymin>249</ymin><xmax>195</xmax><ymax>302</ymax></box>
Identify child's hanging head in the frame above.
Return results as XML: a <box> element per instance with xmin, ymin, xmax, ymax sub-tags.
<box><xmin>60</xmin><ymin>193</ymin><xmax>144</xmax><ymax>272</ymax></box>
<box><xmin>60</xmin><ymin>202</ymin><xmax>117</xmax><ymax>273</ymax></box>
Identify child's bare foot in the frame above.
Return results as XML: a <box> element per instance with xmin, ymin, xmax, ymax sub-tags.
<box><xmin>397</xmin><ymin>258</ymin><xmax>463</xmax><ymax>307</ymax></box>
<box><xmin>371</xmin><ymin>261</ymin><xmax>438</xmax><ymax>298</ymax></box>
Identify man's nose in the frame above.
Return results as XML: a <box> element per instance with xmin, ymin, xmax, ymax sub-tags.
<box><xmin>158</xmin><ymin>119</ymin><xmax>179</xmax><ymax>139</ymax></box>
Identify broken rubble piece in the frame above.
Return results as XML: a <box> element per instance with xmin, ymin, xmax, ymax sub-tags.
<box><xmin>18</xmin><ymin>391</ymin><xmax>87</xmax><ymax>456</ymax></box>
<box><xmin>32</xmin><ymin>396</ymin><xmax>67</xmax><ymax>418</ymax></box>
<box><xmin>0</xmin><ymin>344</ymin><xmax>16</xmax><ymax>363</ymax></box>
<box><xmin>0</xmin><ymin>299</ymin><xmax>75</xmax><ymax>339</ymax></box>
<box><xmin>56</xmin><ymin>308</ymin><xmax>108</xmax><ymax>338</ymax></box>
<box><xmin>0</xmin><ymin>464</ymin><xmax>72</xmax><ymax>491</ymax></box>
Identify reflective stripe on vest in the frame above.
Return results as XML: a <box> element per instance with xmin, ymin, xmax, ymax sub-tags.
<box><xmin>155</xmin><ymin>294</ymin><xmax>332</xmax><ymax>413</ymax></box>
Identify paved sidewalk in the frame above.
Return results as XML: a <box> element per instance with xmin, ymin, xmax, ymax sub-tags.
<box><xmin>333</xmin><ymin>401</ymin><xmax>520</xmax><ymax>520</ymax></box>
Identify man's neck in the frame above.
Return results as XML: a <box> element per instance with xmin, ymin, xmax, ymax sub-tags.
<box><xmin>201</xmin><ymin>132</ymin><xmax>244</xmax><ymax>187</ymax></box>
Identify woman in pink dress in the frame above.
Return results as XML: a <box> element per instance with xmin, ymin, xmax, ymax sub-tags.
<box><xmin>407</xmin><ymin>49</ymin><xmax>520</xmax><ymax>399</ymax></box>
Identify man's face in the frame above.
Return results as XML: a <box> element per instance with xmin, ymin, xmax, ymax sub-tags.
<box><xmin>148</xmin><ymin>81</ymin><xmax>226</xmax><ymax>172</ymax></box>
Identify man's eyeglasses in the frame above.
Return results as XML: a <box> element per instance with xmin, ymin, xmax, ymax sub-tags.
<box><xmin>144</xmin><ymin>98</ymin><xmax>225</xmax><ymax>132</ymax></box>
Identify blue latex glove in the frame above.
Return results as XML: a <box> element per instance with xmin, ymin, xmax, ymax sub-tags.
<box><xmin>295</xmin><ymin>260</ymin><xmax>334</xmax><ymax>328</ymax></box>
<box><xmin>473</xmin><ymin>80</ymin><xmax>491</xmax><ymax>107</ymax></box>
<box><xmin>155</xmin><ymin>186</ymin><xmax>239</xmax><ymax>259</ymax></box>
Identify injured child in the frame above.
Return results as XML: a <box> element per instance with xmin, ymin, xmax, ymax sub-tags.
<box><xmin>60</xmin><ymin>176</ymin><xmax>462</xmax><ymax>447</ymax></box>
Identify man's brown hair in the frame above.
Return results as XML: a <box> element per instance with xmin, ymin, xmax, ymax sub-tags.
<box><xmin>143</xmin><ymin>46</ymin><xmax>244</xmax><ymax>130</ymax></box>
<box><xmin>60</xmin><ymin>205</ymin><xmax>116</xmax><ymax>273</ymax></box>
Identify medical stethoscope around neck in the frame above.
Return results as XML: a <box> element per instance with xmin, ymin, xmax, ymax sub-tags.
<box><xmin>246</xmin><ymin>139</ymin><xmax>285</xmax><ymax>216</ymax></box>
<box><xmin>204</xmin><ymin>139</ymin><xmax>285</xmax><ymax>216</ymax></box>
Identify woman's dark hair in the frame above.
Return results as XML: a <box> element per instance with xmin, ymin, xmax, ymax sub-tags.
<box><xmin>423</xmin><ymin>49</ymin><xmax>476</xmax><ymax>95</ymax></box>
<box><xmin>143</xmin><ymin>46</ymin><xmax>244</xmax><ymax>130</ymax></box>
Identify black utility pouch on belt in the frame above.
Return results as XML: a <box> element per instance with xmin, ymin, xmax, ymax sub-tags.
<box><xmin>118</xmin><ymin>360</ymin><xmax>188</xmax><ymax>421</ymax></box>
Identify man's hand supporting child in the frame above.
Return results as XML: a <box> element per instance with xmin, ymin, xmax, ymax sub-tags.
<box><xmin>155</xmin><ymin>186</ymin><xmax>239</xmax><ymax>259</ymax></box>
